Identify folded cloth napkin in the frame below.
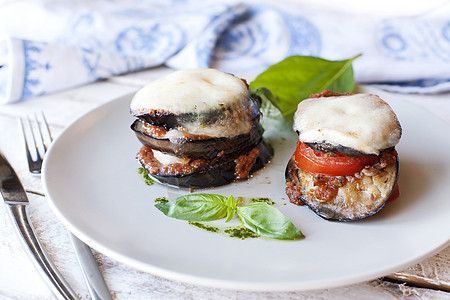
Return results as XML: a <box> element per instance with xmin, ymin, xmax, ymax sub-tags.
<box><xmin>1</xmin><ymin>0</ymin><xmax>449</xmax><ymax>104</ymax></box>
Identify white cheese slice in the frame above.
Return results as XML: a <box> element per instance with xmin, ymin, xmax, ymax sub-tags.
<box><xmin>153</xmin><ymin>150</ymin><xmax>189</xmax><ymax>165</ymax></box>
<box><xmin>164</xmin><ymin>124</ymin><xmax>239</xmax><ymax>140</ymax></box>
<box><xmin>130</xmin><ymin>68</ymin><xmax>249</xmax><ymax>115</ymax></box>
<box><xmin>293</xmin><ymin>94</ymin><xmax>402</xmax><ymax>155</ymax></box>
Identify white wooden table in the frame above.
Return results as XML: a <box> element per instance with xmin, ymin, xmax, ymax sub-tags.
<box><xmin>0</xmin><ymin>66</ymin><xmax>449</xmax><ymax>299</ymax></box>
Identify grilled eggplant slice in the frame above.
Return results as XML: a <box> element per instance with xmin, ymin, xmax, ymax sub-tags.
<box><xmin>304</xmin><ymin>142</ymin><xmax>370</xmax><ymax>156</ymax></box>
<box><xmin>131</xmin><ymin>119</ymin><xmax>264</xmax><ymax>159</ymax></box>
<box><xmin>134</xmin><ymin>96</ymin><xmax>262</xmax><ymax>130</ymax></box>
<box><xmin>285</xmin><ymin>154</ymin><xmax>399</xmax><ymax>221</ymax></box>
<box><xmin>141</xmin><ymin>141</ymin><xmax>273</xmax><ymax>188</ymax></box>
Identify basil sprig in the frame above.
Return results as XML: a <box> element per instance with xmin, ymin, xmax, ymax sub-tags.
<box><xmin>155</xmin><ymin>194</ymin><xmax>304</xmax><ymax>240</ymax></box>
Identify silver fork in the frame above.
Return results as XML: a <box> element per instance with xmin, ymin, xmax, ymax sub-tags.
<box><xmin>20</xmin><ymin>113</ymin><xmax>112</xmax><ymax>300</ymax></box>
<box><xmin>20</xmin><ymin>113</ymin><xmax>53</xmax><ymax>174</ymax></box>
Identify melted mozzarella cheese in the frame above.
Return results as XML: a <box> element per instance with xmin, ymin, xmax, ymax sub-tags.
<box><xmin>165</xmin><ymin>124</ymin><xmax>242</xmax><ymax>139</ymax></box>
<box><xmin>293</xmin><ymin>94</ymin><xmax>402</xmax><ymax>155</ymax></box>
<box><xmin>153</xmin><ymin>150</ymin><xmax>189</xmax><ymax>165</ymax></box>
<box><xmin>130</xmin><ymin>68</ymin><xmax>252</xmax><ymax>138</ymax></box>
<box><xmin>130</xmin><ymin>68</ymin><xmax>249</xmax><ymax>115</ymax></box>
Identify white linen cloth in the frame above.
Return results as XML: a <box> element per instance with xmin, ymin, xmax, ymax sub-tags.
<box><xmin>1</xmin><ymin>0</ymin><xmax>449</xmax><ymax>104</ymax></box>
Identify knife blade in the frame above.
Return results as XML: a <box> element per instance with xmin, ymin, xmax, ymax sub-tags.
<box><xmin>0</xmin><ymin>152</ymin><xmax>78</xmax><ymax>300</ymax></box>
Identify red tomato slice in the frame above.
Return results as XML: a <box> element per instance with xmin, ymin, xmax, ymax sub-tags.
<box><xmin>294</xmin><ymin>142</ymin><xmax>380</xmax><ymax>176</ymax></box>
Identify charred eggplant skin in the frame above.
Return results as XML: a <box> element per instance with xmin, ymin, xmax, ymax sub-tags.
<box><xmin>285</xmin><ymin>155</ymin><xmax>399</xmax><ymax>221</ymax></box>
<box><xmin>131</xmin><ymin>120</ymin><xmax>264</xmax><ymax>159</ymax></box>
<box><xmin>303</xmin><ymin>141</ymin><xmax>376</xmax><ymax>156</ymax></box>
<box><xmin>146</xmin><ymin>141</ymin><xmax>273</xmax><ymax>189</ymax></box>
<box><xmin>133</xmin><ymin>96</ymin><xmax>261</xmax><ymax>130</ymax></box>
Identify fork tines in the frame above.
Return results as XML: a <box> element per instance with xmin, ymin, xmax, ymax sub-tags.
<box><xmin>19</xmin><ymin>112</ymin><xmax>53</xmax><ymax>174</ymax></box>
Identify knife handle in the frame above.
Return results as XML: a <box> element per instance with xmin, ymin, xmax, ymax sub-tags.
<box><xmin>6</xmin><ymin>204</ymin><xmax>79</xmax><ymax>300</ymax></box>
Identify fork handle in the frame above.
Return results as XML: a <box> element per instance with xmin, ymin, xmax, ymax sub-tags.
<box><xmin>6</xmin><ymin>203</ymin><xmax>79</xmax><ymax>300</ymax></box>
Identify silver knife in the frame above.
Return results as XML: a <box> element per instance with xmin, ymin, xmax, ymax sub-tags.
<box><xmin>68</xmin><ymin>231</ymin><xmax>112</xmax><ymax>300</ymax></box>
<box><xmin>0</xmin><ymin>152</ymin><xmax>79</xmax><ymax>300</ymax></box>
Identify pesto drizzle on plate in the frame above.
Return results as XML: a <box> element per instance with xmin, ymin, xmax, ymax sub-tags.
<box><xmin>188</xmin><ymin>221</ymin><xmax>220</xmax><ymax>233</ymax></box>
<box><xmin>155</xmin><ymin>197</ymin><xmax>169</xmax><ymax>204</ymax></box>
<box><xmin>189</xmin><ymin>222</ymin><xmax>259</xmax><ymax>239</ymax></box>
<box><xmin>250</xmin><ymin>197</ymin><xmax>275</xmax><ymax>206</ymax></box>
<box><xmin>224</xmin><ymin>226</ymin><xmax>260</xmax><ymax>239</ymax></box>
<box><xmin>138</xmin><ymin>167</ymin><xmax>155</xmax><ymax>186</ymax></box>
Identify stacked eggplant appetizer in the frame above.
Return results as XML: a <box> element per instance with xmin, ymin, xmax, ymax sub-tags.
<box><xmin>130</xmin><ymin>68</ymin><xmax>272</xmax><ymax>188</ymax></box>
<box><xmin>285</xmin><ymin>90</ymin><xmax>402</xmax><ymax>221</ymax></box>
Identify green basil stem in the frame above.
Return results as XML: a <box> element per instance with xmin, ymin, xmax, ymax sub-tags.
<box><xmin>225</xmin><ymin>195</ymin><xmax>237</xmax><ymax>222</ymax></box>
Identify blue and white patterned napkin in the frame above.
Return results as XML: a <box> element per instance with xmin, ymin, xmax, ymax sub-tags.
<box><xmin>1</xmin><ymin>0</ymin><xmax>449</xmax><ymax>104</ymax></box>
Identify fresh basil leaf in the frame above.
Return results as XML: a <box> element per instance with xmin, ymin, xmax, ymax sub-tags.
<box><xmin>236</xmin><ymin>203</ymin><xmax>304</xmax><ymax>240</ymax></box>
<box><xmin>251</xmin><ymin>87</ymin><xmax>285</xmax><ymax>127</ymax></box>
<box><xmin>155</xmin><ymin>193</ymin><xmax>230</xmax><ymax>221</ymax></box>
<box><xmin>249</xmin><ymin>55</ymin><xmax>360</xmax><ymax>120</ymax></box>
<box><xmin>252</xmin><ymin>87</ymin><xmax>281</xmax><ymax>111</ymax></box>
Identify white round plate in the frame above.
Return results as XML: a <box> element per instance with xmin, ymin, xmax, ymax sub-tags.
<box><xmin>42</xmin><ymin>88</ymin><xmax>450</xmax><ymax>291</ymax></box>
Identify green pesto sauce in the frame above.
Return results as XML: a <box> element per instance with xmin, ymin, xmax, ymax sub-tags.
<box><xmin>189</xmin><ymin>221</ymin><xmax>220</xmax><ymax>233</ymax></box>
<box><xmin>250</xmin><ymin>197</ymin><xmax>275</xmax><ymax>206</ymax></box>
<box><xmin>155</xmin><ymin>197</ymin><xmax>169</xmax><ymax>204</ymax></box>
<box><xmin>138</xmin><ymin>167</ymin><xmax>155</xmax><ymax>186</ymax></box>
<box><xmin>188</xmin><ymin>221</ymin><xmax>260</xmax><ymax>240</ymax></box>
<box><xmin>218</xmin><ymin>103</ymin><xmax>227</xmax><ymax>112</ymax></box>
<box><xmin>224</xmin><ymin>226</ymin><xmax>259</xmax><ymax>239</ymax></box>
